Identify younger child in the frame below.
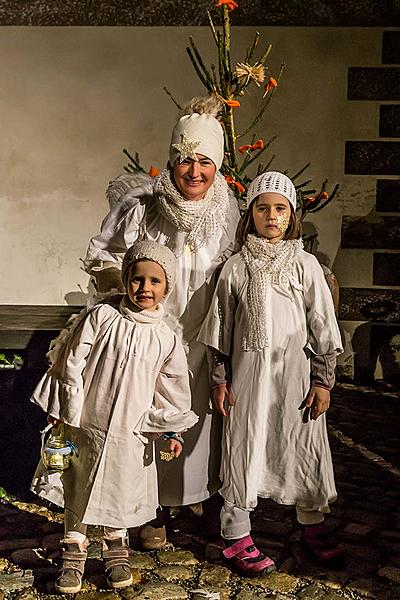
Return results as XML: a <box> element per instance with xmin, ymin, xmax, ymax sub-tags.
<box><xmin>31</xmin><ymin>241</ymin><xmax>198</xmax><ymax>593</ymax></box>
<box><xmin>199</xmin><ymin>171</ymin><xmax>344</xmax><ymax>576</ymax></box>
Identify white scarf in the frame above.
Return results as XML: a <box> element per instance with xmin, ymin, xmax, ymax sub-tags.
<box><xmin>241</xmin><ymin>235</ymin><xmax>303</xmax><ymax>351</ymax></box>
<box><xmin>153</xmin><ymin>168</ymin><xmax>230</xmax><ymax>252</ymax></box>
<box><xmin>119</xmin><ymin>295</ymin><xmax>164</xmax><ymax>325</ymax></box>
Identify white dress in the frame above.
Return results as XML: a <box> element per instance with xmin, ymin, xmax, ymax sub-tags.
<box><xmin>31</xmin><ymin>299</ymin><xmax>198</xmax><ymax>528</ymax></box>
<box><xmin>198</xmin><ymin>248</ymin><xmax>343</xmax><ymax>511</ymax></box>
<box><xmin>84</xmin><ymin>174</ymin><xmax>241</xmax><ymax>505</ymax></box>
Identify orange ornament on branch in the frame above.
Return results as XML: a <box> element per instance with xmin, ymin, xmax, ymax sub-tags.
<box><xmin>263</xmin><ymin>76</ymin><xmax>278</xmax><ymax>97</ymax></box>
<box><xmin>216</xmin><ymin>0</ymin><xmax>238</xmax><ymax>10</ymax></box>
<box><xmin>148</xmin><ymin>166</ymin><xmax>160</xmax><ymax>177</ymax></box>
<box><xmin>238</xmin><ymin>139</ymin><xmax>265</xmax><ymax>154</ymax></box>
<box><xmin>225</xmin><ymin>99</ymin><xmax>241</xmax><ymax>108</ymax></box>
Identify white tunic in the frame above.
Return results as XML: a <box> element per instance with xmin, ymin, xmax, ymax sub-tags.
<box><xmin>31</xmin><ymin>300</ymin><xmax>198</xmax><ymax>528</ymax></box>
<box><xmin>84</xmin><ymin>175</ymin><xmax>240</xmax><ymax>505</ymax></box>
<box><xmin>198</xmin><ymin>249</ymin><xmax>343</xmax><ymax>511</ymax></box>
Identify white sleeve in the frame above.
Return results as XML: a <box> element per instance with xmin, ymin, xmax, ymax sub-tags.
<box><xmin>136</xmin><ymin>333</ymin><xmax>198</xmax><ymax>434</ymax></box>
<box><xmin>198</xmin><ymin>258</ymin><xmax>237</xmax><ymax>356</ymax></box>
<box><xmin>303</xmin><ymin>254</ymin><xmax>343</xmax><ymax>356</ymax></box>
<box><xmin>84</xmin><ymin>196</ymin><xmax>146</xmax><ymax>272</ymax></box>
<box><xmin>31</xmin><ymin>308</ymin><xmax>101</xmax><ymax>427</ymax></box>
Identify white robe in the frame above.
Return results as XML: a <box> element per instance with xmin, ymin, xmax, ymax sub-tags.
<box><xmin>31</xmin><ymin>300</ymin><xmax>198</xmax><ymax>528</ymax></box>
<box><xmin>84</xmin><ymin>175</ymin><xmax>240</xmax><ymax>505</ymax></box>
<box><xmin>198</xmin><ymin>249</ymin><xmax>343</xmax><ymax>512</ymax></box>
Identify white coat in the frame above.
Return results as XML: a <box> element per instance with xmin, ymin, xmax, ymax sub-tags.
<box><xmin>198</xmin><ymin>249</ymin><xmax>343</xmax><ymax>512</ymax></box>
<box><xmin>84</xmin><ymin>175</ymin><xmax>240</xmax><ymax>505</ymax></box>
<box><xmin>31</xmin><ymin>300</ymin><xmax>198</xmax><ymax>528</ymax></box>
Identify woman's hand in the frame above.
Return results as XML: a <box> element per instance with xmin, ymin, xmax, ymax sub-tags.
<box><xmin>212</xmin><ymin>383</ymin><xmax>235</xmax><ymax>417</ymax></box>
<box><xmin>305</xmin><ymin>386</ymin><xmax>330</xmax><ymax>420</ymax></box>
<box><xmin>47</xmin><ymin>415</ymin><xmax>63</xmax><ymax>427</ymax></box>
<box><xmin>167</xmin><ymin>438</ymin><xmax>183</xmax><ymax>458</ymax></box>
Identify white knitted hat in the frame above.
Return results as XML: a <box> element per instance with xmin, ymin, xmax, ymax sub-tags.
<box><xmin>122</xmin><ymin>241</ymin><xmax>176</xmax><ymax>293</ymax></box>
<box><xmin>246</xmin><ymin>171</ymin><xmax>297</xmax><ymax>210</ymax></box>
<box><xmin>169</xmin><ymin>113</ymin><xmax>224</xmax><ymax>169</ymax></box>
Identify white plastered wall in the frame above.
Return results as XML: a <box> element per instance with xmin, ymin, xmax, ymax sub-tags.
<box><xmin>0</xmin><ymin>26</ymin><xmax>383</xmax><ymax>305</ymax></box>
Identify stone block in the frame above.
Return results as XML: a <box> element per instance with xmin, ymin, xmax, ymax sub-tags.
<box><xmin>383</xmin><ymin>31</ymin><xmax>400</xmax><ymax>64</ymax></box>
<box><xmin>157</xmin><ymin>565</ymin><xmax>194</xmax><ymax>582</ymax></box>
<box><xmin>341</xmin><ymin>214</ymin><xmax>400</xmax><ymax>249</ymax></box>
<box><xmin>343</xmin><ymin>522</ymin><xmax>375</xmax><ymax>537</ymax></box>
<box><xmin>198</xmin><ymin>563</ymin><xmax>232</xmax><ymax>586</ymax></box>
<box><xmin>348</xmin><ymin>68</ymin><xmax>400</xmax><ymax>101</ymax></box>
<box><xmin>248</xmin><ymin>571</ymin><xmax>299</xmax><ymax>593</ymax></box>
<box><xmin>373</xmin><ymin>253</ymin><xmax>400</xmax><ymax>285</ymax></box>
<box><xmin>339</xmin><ymin>288</ymin><xmax>400</xmax><ymax>322</ymax></box>
<box><xmin>122</xmin><ymin>582</ymin><xmax>187</xmax><ymax>599</ymax></box>
<box><xmin>378</xmin><ymin>565</ymin><xmax>400</xmax><ymax>584</ymax></box>
<box><xmin>345</xmin><ymin>141</ymin><xmax>400</xmax><ymax>175</ymax></box>
<box><xmin>376</xmin><ymin>180</ymin><xmax>400</xmax><ymax>213</ymax></box>
<box><xmin>298</xmin><ymin>584</ymin><xmax>343</xmax><ymax>599</ymax></box>
<box><xmin>0</xmin><ymin>570</ymin><xmax>35</xmax><ymax>592</ymax></box>
<box><xmin>157</xmin><ymin>549</ymin><xmax>198</xmax><ymax>566</ymax></box>
<box><xmin>380</xmin><ymin>105</ymin><xmax>400</xmax><ymax>137</ymax></box>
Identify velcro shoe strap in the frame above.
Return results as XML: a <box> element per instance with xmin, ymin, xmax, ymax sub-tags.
<box><xmin>222</xmin><ymin>535</ymin><xmax>254</xmax><ymax>559</ymax></box>
<box><xmin>62</xmin><ymin>550</ymin><xmax>87</xmax><ymax>561</ymax></box>
<box><xmin>103</xmin><ymin>548</ymin><xmax>129</xmax><ymax>560</ymax></box>
<box><xmin>104</xmin><ymin>558</ymin><xmax>130</xmax><ymax>569</ymax></box>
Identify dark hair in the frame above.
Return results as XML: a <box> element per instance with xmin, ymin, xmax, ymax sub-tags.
<box><xmin>236</xmin><ymin>197</ymin><xmax>302</xmax><ymax>247</ymax></box>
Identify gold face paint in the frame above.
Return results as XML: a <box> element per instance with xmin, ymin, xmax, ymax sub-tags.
<box><xmin>276</xmin><ymin>213</ymin><xmax>289</xmax><ymax>233</ymax></box>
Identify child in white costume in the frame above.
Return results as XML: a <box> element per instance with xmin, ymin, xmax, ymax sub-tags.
<box><xmin>31</xmin><ymin>241</ymin><xmax>198</xmax><ymax>593</ymax></box>
<box><xmin>198</xmin><ymin>172</ymin><xmax>344</xmax><ymax>576</ymax></box>
<box><xmin>84</xmin><ymin>96</ymin><xmax>240</xmax><ymax>547</ymax></box>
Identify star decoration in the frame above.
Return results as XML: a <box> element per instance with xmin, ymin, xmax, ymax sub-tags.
<box><xmin>172</xmin><ymin>133</ymin><xmax>201</xmax><ymax>162</ymax></box>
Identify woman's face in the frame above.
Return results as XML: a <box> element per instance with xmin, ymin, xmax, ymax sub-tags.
<box><xmin>173</xmin><ymin>153</ymin><xmax>216</xmax><ymax>201</ymax></box>
<box><xmin>252</xmin><ymin>192</ymin><xmax>291</xmax><ymax>243</ymax></box>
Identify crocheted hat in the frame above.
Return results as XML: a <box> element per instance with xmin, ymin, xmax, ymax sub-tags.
<box><xmin>246</xmin><ymin>171</ymin><xmax>297</xmax><ymax>210</ymax></box>
<box><xmin>121</xmin><ymin>241</ymin><xmax>176</xmax><ymax>293</ymax></box>
<box><xmin>169</xmin><ymin>97</ymin><xmax>224</xmax><ymax>169</ymax></box>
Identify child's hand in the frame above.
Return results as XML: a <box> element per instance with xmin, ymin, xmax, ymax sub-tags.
<box><xmin>212</xmin><ymin>383</ymin><xmax>235</xmax><ymax>417</ymax></box>
<box><xmin>47</xmin><ymin>415</ymin><xmax>63</xmax><ymax>427</ymax></box>
<box><xmin>305</xmin><ymin>386</ymin><xmax>330</xmax><ymax>420</ymax></box>
<box><xmin>167</xmin><ymin>438</ymin><xmax>183</xmax><ymax>458</ymax></box>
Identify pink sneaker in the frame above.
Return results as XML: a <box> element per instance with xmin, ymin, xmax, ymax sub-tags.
<box><xmin>222</xmin><ymin>535</ymin><xmax>276</xmax><ymax>577</ymax></box>
<box><xmin>300</xmin><ymin>523</ymin><xmax>345</xmax><ymax>568</ymax></box>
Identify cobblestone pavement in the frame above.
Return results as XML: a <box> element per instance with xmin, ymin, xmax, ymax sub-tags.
<box><xmin>1</xmin><ymin>383</ymin><xmax>400</xmax><ymax>600</ymax></box>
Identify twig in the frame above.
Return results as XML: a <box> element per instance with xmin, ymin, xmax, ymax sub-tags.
<box><xmin>207</xmin><ymin>10</ymin><xmax>219</xmax><ymax>47</ymax></box>
<box><xmin>186</xmin><ymin>47</ymin><xmax>213</xmax><ymax>92</ymax></box>
<box><xmin>237</xmin><ymin>62</ymin><xmax>285</xmax><ymax>139</ymax></box>
<box><xmin>245</xmin><ymin>31</ymin><xmax>260</xmax><ymax>64</ymax></box>
<box><xmin>163</xmin><ymin>87</ymin><xmax>183</xmax><ymax>110</ymax></box>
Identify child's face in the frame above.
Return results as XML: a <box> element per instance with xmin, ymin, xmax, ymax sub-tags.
<box><xmin>127</xmin><ymin>260</ymin><xmax>167</xmax><ymax>311</ymax></box>
<box><xmin>252</xmin><ymin>192</ymin><xmax>291</xmax><ymax>243</ymax></box>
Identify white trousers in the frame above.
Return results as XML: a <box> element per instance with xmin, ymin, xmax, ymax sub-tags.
<box><xmin>64</xmin><ymin>509</ymin><xmax>127</xmax><ymax>544</ymax></box>
<box><xmin>220</xmin><ymin>500</ymin><xmax>327</xmax><ymax>539</ymax></box>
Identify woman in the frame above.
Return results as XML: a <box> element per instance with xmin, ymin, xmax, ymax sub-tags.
<box><xmin>84</xmin><ymin>96</ymin><xmax>241</xmax><ymax>548</ymax></box>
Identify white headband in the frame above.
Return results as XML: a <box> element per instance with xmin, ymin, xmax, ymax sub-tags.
<box><xmin>169</xmin><ymin>113</ymin><xmax>224</xmax><ymax>169</ymax></box>
<box><xmin>247</xmin><ymin>171</ymin><xmax>297</xmax><ymax>210</ymax></box>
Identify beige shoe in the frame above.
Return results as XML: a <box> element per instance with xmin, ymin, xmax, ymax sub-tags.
<box><xmin>55</xmin><ymin>538</ymin><xmax>89</xmax><ymax>594</ymax></box>
<box><xmin>140</xmin><ymin>524</ymin><xmax>167</xmax><ymax>550</ymax></box>
<box><xmin>102</xmin><ymin>536</ymin><xmax>133</xmax><ymax>589</ymax></box>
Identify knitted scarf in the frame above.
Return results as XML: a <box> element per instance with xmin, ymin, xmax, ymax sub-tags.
<box><xmin>241</xmin><ymin>235</ymin><xmax>304</xmax><ymax>351</ymax></box>
<box><xmin>153</xmin><ymin>168</ymin><xmax>230</xmax><ymax>252</ymax></box>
